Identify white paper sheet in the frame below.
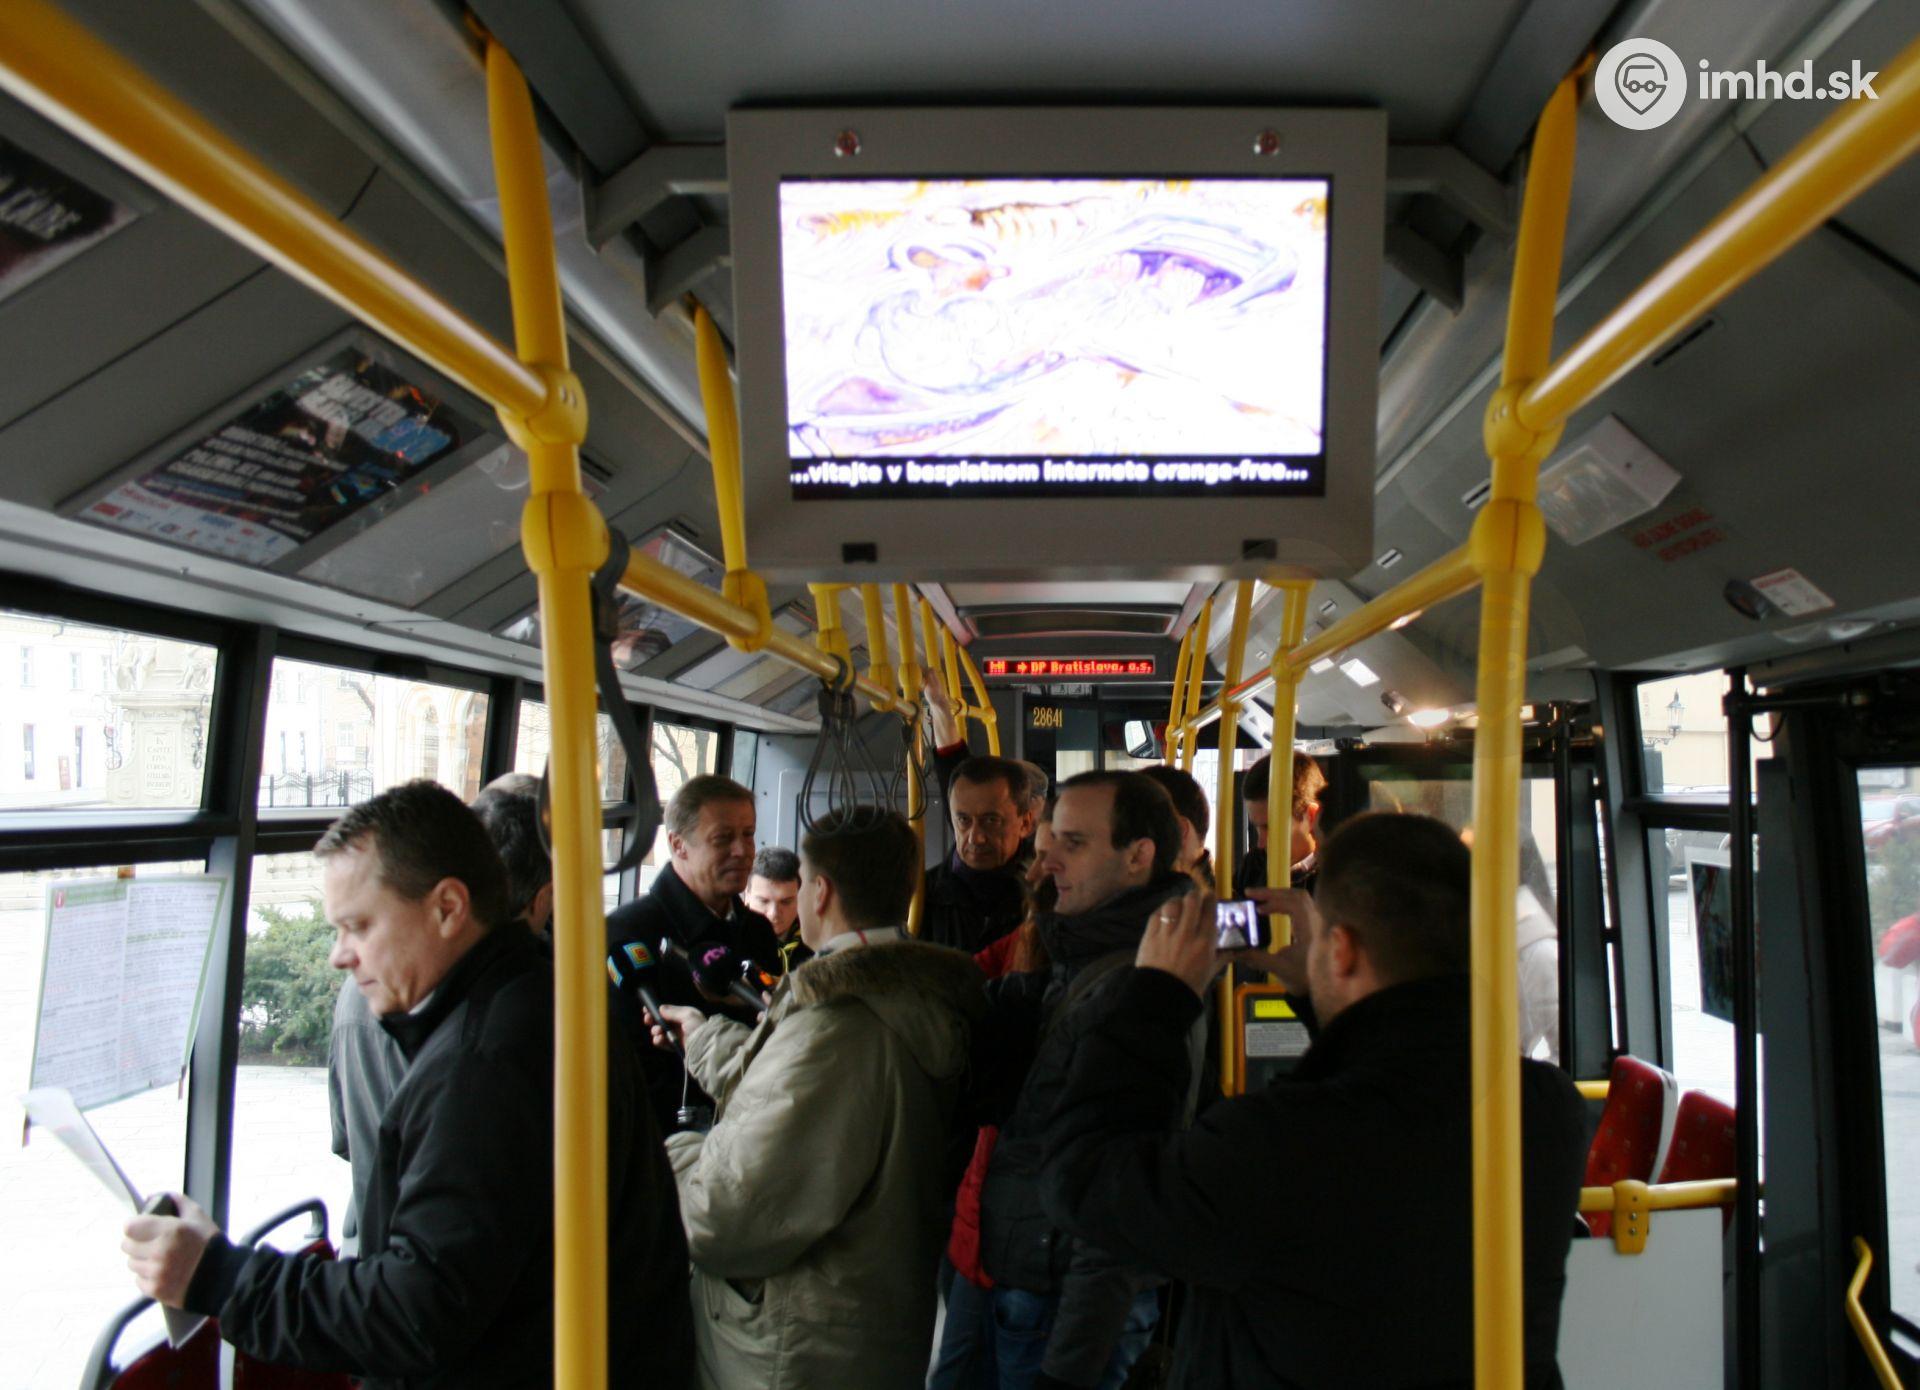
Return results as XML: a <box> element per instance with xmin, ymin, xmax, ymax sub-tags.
<box><xmin>19</xmin><ymin>1086</ymin><xmax>208</xmax><ymax>1348</ymax></box>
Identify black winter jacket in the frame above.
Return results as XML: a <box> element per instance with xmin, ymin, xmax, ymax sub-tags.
<box><xmin>1042</xmin><ymin>969</ymin><xmax>1589</xmax><ymax>1389</ymax></box>
<box><xmin>186</xmin><ymin>929</ymin><xmax>694</xmax><ymax>1390</ymax></box>
<box><xmin>977</xmin><ymin>874</ymin><xmax>1195</xmax><ymax>1386</ymax></box>
<box><xmin>922</xmin><ymin>853</ymin><xmax>1028</xmax><ymax>954</ymax></box>
<box><xmin>605</xmin><ymin>864</ymin><xmax>782</xmax><ymax>1133</ymax></box>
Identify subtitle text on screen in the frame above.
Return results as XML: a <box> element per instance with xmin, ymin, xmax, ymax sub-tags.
<box><xmin>790</xmin><ymin>456</ymin><xmax>1323</xmax><ymax>499</ymax></box>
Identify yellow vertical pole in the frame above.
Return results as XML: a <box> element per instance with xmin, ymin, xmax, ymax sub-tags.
<box><xmin>919</xmin><ymin>597</ymin><xmax>944</xmax><ymax>707</ymax></box>
<box><xmin>693</xmin><ymin>307</ymin><xmax>773</xmax><ymax>650</ymax></box>
<box><xmin>894</xmin><ymin>584</ymin><xmax>927</xmax><ymax>935</ymax></box>
<box><xmin>1469</xmin><ymin>70</ymin><xmax>1578</xmax><ymax>1390</ymax></box>
<box><xmin>1264</xmin><ymin>582</ymin><xmax>1314</xmax><ymax>941</ymax></box>
<box><xmin>485</xmin><ymin>40</ymin><xmax>606</xmax><ymax>1390</ymax></box>
<box><xmin>1165</xmin><ymin>624</ymin><xmax>1195</xmax><ymax>764</ymax></box>
<box><xmin>1180</xmin><ymin>597</ymin><xmax>1214</xmax><ymax>773</ymax></box>
<box><xmin>957</xmin><ymin>644</ymin><xmax>1002</xmax><ymax>755</ymax></box>
<box><xmin>939</xmin><ymin>626</ymin><xmax>965</xmax><ymax>727</ymax></box>
<box><xmin>1212</xmin><ymin>581</ymin><xmax>1253</xmax><ymax>1095</ymax></box>
<box><xmin>809</xmin><ymin>583</ymin><xmax>853</xmax><ymax>677</ymax></box>
<box><xmin>860</xmin><ymin>583</ymin><xmax>896</xmax><ymax>709</ymax></box>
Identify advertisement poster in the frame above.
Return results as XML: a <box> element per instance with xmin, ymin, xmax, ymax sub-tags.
<box><xmin>82</xmin><ymin>345</ymin><xmax>486</xmax><ymax>567</ymax></box>
<box><xmin>500</xmin><ymin>527</ymin><xmax>721</xmax><ymax>670</ymax></box>
<box><xmin>0</xmin><ymin>138</ymin><xmax>136</xmax><ymax>303</ymax></box>
<box><xmin>1689</xmin><ymin>850</ymin><xmax>1736</xmax><ymax>1025</ymax></box>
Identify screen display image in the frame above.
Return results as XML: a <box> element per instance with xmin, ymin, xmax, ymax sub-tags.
<box><xmin>780</xmin><ymin>177</ymin><xmax>1329</xmax><ymax>500</ymax></box>
<box><xmin>1215</xmin><ymin>898</ymin><xmax>1266</xmax><ymax>951</ymax></box>
<box><xmin>83</xmin><ymin>346</ymin><xmax>485</xmax><ymax>568</ymax></box>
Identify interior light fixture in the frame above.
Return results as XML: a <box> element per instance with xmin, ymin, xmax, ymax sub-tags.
<box><xmin>1340</xmin><ymin>658</ymin><xmax>1380</xmax><ymax>687</ymax></box>
<box><xmin>1407</xmin><ymin>707</ymin><xmax>1450</xmax><ymax>728</ymax></box>
<box><xmin>1309</xmin><ymin>657</ymin><xmax>1336</xmax><ymax>675</ymax></box>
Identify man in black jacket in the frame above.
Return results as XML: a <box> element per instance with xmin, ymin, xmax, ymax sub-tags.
<box><xmin>1041</xmin><ymin>812</ymin><xmax>1588</xmax><ymax>1389</ymax></box>
<box><xmin>969</xmin><ymin>770</ymin><xmax>1196</xmax><ymax>1390</ymax></box>
<box><xmin>123</xmin><ymin>780</ymin><xmax>692</xmax><ymax>1390</ymax></box>
<box><xmin>605</xmin><ymin>773</ymin><xmax>782</xmax><ymax>1132</ymax></box>
<box><xmin>923</xmin><ymin>753</ymin><xmax>1037</xmax><ymax>953</ymax></box>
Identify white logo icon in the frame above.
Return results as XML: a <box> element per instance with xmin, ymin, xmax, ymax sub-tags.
<box><xmin>1596</xmin><ymin>38</ymin><xmax>1688</xmax><ymax>129</ymax></box>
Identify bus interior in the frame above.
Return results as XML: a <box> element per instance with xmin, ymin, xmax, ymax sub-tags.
<box><xmin>0</xmin><ymin>0</ymin><xmax>1917</xmax><ymax>1386</ymax></box>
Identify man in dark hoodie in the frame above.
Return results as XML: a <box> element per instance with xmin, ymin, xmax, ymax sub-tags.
<box><xmin>123</xmin><ymin>780</ymin><xmax>692</xmax><ymax>1389</ymax></box>
<box><xmin>973</xmin><ymin>770</ymin><xmax>1196</xmax><ymax>1390</ymax></box>
<box><xmin>1041</xmin><ymin>813</ymin><xmax>1588</xmax><ymax>1389</ymax></box>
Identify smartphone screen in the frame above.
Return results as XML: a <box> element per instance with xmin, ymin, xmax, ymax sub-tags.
<box><xmin>1215</xmin><ymin>899</ymin><xmax>1268</xmax><ymax>951</ymax></box>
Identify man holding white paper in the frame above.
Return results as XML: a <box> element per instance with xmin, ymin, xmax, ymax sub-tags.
<box><xmin>119</xmin><ymin>780</ymin><xmax>693</xmax><ymax>1390</ymax></box>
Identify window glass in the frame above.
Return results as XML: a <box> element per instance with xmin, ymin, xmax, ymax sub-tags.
<box><xmin>2</xmin><ymin>861</ymin><xmax>202</xmax><ymax>1388</ymax></box>
<box><xmin>259</xmin><ymin>660</ymin><xmax>487</xmax><ymax>808</ymax></box>
<box><xmin>1360</xmin><ymin>767</ymin><xmax>1562</xmax><ymax>1061</ymax></box>
<box><xmin>641</xmin><ymin>723</ymin><xmax>720</xmax><ymax>891</ymax></box>
<box><xmin>1860</xmin><ymin>765</ymin><xmax>1920</xmax><ymax>1325</ymax></box>
<box><xmin>512</xmin><ymin>700</ymin><xmax>630</xmax><ymax>803</ymax></box>
<box><xmin>0</xmin><ymin>611</ymin><xmax>216</xmax><ymax>814</ymax></box>
<box><xmin>1636</xmin><ymin>669</ymin><xmax>1770</xmax><ymax>796</ymax></box>
<box><xmin>228</xmin><ymin>852</ymin><xmax>353</xmax><ymax>1252</ymax></box>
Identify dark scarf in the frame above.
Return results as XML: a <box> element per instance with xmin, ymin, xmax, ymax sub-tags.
<box><xmin>946</xmin><ymin>848</ymin><xmax>1028</xmax><ymax>915</ymax></box>
<box><xmin>1038</xmin><ymin>873</ymin><xmax>1191</xmax><ymax>971</ymax></box>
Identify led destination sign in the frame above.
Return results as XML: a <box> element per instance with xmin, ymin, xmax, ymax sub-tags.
<box><xmin>983</xmin><ymin>657</ymin><xmax>1158</xmax><ymax>680</ymax></box>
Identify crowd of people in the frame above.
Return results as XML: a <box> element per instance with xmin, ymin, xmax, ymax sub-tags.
<box><xmin>120</xmin><ymin>677</ymin><xmax>1590</xmax><ymax>1390</ymax></box>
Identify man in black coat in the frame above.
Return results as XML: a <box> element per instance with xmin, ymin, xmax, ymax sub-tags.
<box><xmin>923</xmin><ymin>753</ymin><xmax>1038</xmax><ymax>953</ymax></box>
<box><xmin>604</xmin><ymin>773</ymin><xmax>782</xmax><ymax>1132</ymax></box>
<box><xmin>966</xmin><ymin>770</ymin><xmax>1197</xmax><ymax>1390</ymax></box>
<box><xmin>123</xmin><ymin>780</ymin><xmax>692</xmax><ymax>1390</ymax></box>
<box><xmin>1041</xmin><ymin>812</ymin><xmax>1589</xmax><ymax>1389</ymax></box>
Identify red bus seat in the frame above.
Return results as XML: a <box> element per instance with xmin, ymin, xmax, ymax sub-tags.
<box><xmin>1582</xmin><ymin>1055</ymin><xmax>1679</xmax><ymax>1238</ymax></box>
<box><xmin>1655</xmin><ymin>1090</ymin><xmax>1738</xmax><ymax>1229</ymax></box>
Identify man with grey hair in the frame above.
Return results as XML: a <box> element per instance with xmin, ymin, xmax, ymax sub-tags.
<box><xmin>605</xmin><ymin>773</ymin><xmax>782</xmax><ymax>1132</ymax></box>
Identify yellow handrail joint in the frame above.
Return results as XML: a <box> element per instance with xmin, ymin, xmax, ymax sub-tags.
<box><xmin>498</xmin><ymin>363</ymin><xmax>590</xmax><ymax>452</ymax></box>
<box><xmin>1467</xmin><ymin>498</ymin><xmax>1547</xmax><ymax>581</ymax></box>
<box><xmin>520</xmin><ymin>490</ymin><xmax>610</xmax><ymax>576</ymax></box>
<box><xmin>721</xmin><ymin>569</ymin><xmax>776</xmax><ymax>652</ymax></box>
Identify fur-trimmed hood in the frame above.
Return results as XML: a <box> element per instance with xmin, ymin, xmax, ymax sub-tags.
<box><xmin>790</xmin><ymin>938</ymin><xmax>985</xmax><ymax>1080</ymax></box>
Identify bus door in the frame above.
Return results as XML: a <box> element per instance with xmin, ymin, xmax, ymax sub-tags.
<box><xmin>1756</xmin><ymin>665</ymin><xmax>1920</xmax><ymax>1387</ymax></box>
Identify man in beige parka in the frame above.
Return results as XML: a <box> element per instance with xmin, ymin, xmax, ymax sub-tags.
<box><xmin>651</xmin><ymin>807</ymin><xmax>986</xmax><ymax>1390</ymax></box>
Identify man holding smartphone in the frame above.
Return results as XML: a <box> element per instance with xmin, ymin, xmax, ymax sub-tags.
<box><xmin>1040</xmin><ymin>813</ymin><xmax>1588</xmax><ymax>1388</ymax></box>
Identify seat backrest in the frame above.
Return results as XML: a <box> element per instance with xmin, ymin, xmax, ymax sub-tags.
<box><xmin>1655</xmin><ymin>1090</ymin><xmax>1738</xmax><ymax>1230</ymax></box>
<box><xmin>1583</xmin><ymin>1055</ymin><xmax>1680</xmax><ymax>1237</ymax></box>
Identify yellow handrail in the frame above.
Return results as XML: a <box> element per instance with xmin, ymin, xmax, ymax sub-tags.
<box><xmin>860</xmin><ymin>583</ymin><xmax>897</xmax><ymax>709</ymax></box>
<box><xmin>0</xmin><ymin>0</ymin><xmax>553</xmax><ymax>430</ymax></box>
<box><xmin>692</xmin><ymin>306</ymin><xmax>773</xmax><ymax>651</ymax></box>
<box><xmin>1575</xmin><ymin>1079</ymin><xmax>1610</xmax><ymax>1102</ymax></box>
<box><xmin>956</xmin><ymin>643</ymin><xmax>1002</xmax><ymax>756</ymax></box>
<box><xmin>484</xmin><ymin>38</ymin><xmax>608</xmax><ymax>1390</ymax></box>
<box><xmin>1848</xmin><ymin>1239</ymin><xmax>1907</xmax><ymax>1390</ymax></box>
<box><xmin>1165</xmin><ymin>622</ymin><xmax>1195</xmax><ymax>763</ymax></box>
<box><xmin>1576</xmin><ymin>1177</ymin><xmax>1737</xmax><ymax>1216</ymax></box>
<box><xmin>1180</xmin><ymin>596</ymin><xmax>1213</xmax><ymax>773</ymax></box>
<box><xmin>894</xmin><ymin>584</ymin><xmax>927</xmax><ymax>935</ymax></box>
<box><xmin>1211</xmin><ymin>581</ymin><xmax>1253</xmax><ymax>1094</ymax></box>
<box><xmin>1264</xmin><ymin>581</ymin><xmax>1314</xmax><ymax>944</ymax></box>
<box><xmin>1519</xmin><ymin>35</ymin><xmax>1920</xmax><ymax>436</ymax></box>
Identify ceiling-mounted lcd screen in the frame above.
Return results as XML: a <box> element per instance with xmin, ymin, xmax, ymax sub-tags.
<box><xmin>730</xmin><ymin>107</ymin><xmax>1383</xmax><ymax>582</ymax></box>
<box><xmin>75</xmin><ymin>339</ymin><xmax>489</xmax><ymax>569</ymax></box>
<box><xmin>782</xmin><ymin>178</ymin><xmax>1327</xmax><ymax>499</ymax></box>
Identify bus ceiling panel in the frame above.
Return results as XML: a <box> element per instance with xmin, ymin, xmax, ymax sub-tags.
<box><xmin>0</xmin><ymin>273</ymin><xmax>349</xmax><ymax>511</ymax></box>
<box><xmin>1744</xmin><ymin>0</ymin><xmax>1920</xmax><ymax>277</ymax></box>
<box><xmin>1373</xmin><ymin>0</ymin><xmax>1836</xmax><ymax>479</ymax></box>
<box><xmin>57</xmin><ymin>0</ymin><xmax>379</xmax><ymax>214</ymax></box>
<box><xmin>227</xmin><ymin>0</ymin><xmax>706</xmax><ymax>434</ymax></box>
<box><xmin>946</xmin><ymin>582</ymin><xmax>1195</xmax><ymax>612</ymax></box>
<box><xmin>1384</xmin><ymin>135</ymin><xmax>1920</xmax><ymax>677</ymax></box>
<box><xmin>967</xmin><ymin>609</ymin><xmax>1179</xmax><ymax>640</ymax></box>
<box><xmin>562</xmin><ymin>0</ymin><xmax>1531</xmax><ymax>142</ymax></box>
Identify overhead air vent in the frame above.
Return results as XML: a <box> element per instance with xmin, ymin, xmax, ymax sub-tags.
<box><xmin>1376</xmin><ymin>547</ymin><xmax>1403</xmax><ymax>570</ymax></box>
<box><xmin>1461</xmin><ymin>479</ymin><xmax>1492</xmax><ymax>512</ymax></box>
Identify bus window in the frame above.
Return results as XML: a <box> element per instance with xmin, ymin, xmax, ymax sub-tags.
<box><xmin>0</xmin><ymin>610</ymin><xmax>215</xmax><ymax>815</ymax></box>
<box><xmin>1636</xmin><ymin>668</ymin><xmax>1770</xmax><ymax>799</ymax></box>
<box><xmin>1</xmin><ymin>860</ymin><xmax>202</xmax><ymax>1387</ymax></box>
<box><xmin>1860</xmin><ymin>765</ymin><xmax>1920</xmax><ymax>1325</ymax></box>
<box><xmin>228</xmin><ymin>851</ymin><xmax>353</xmax><ymax>1253</ymax></box>
<box><xmin>259</xmin><ymin>660</ymin><xmax>488</xmax><ymax>808</ymax></box>
<box><xmin>511</xmin><ymin>700</ymin><xmax>630</xmax><ymax>804</ymax></box>
<box><xmin>641</xmin><ymin>722</ymin><xmax>720</xmax><ymax>891</ymax></box>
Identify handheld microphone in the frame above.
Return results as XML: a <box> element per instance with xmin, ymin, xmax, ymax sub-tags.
<box><xmin>607</xmin><ymin>941</ymin><xmax>682</xmax><ymax>1057</ymax></box>
<box><xmin>689</xmin><ymin>941</ymin><xmax>771</xmax><ymax>1017</ymax></box>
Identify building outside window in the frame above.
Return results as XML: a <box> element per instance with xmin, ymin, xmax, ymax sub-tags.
<box><xmin>20</xmin><ymin>647</ymin><xmax>32</xmax><ymax>687</ymax></box>
<box><xmin>69</xmin><ymin>652</ymin><xmax>81</xmax><ymax>690</ymax></box>
<box><xmin>21</xmin><ymin>725</ymin><xmax>34</xmax><ymax>781</ymax></box>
